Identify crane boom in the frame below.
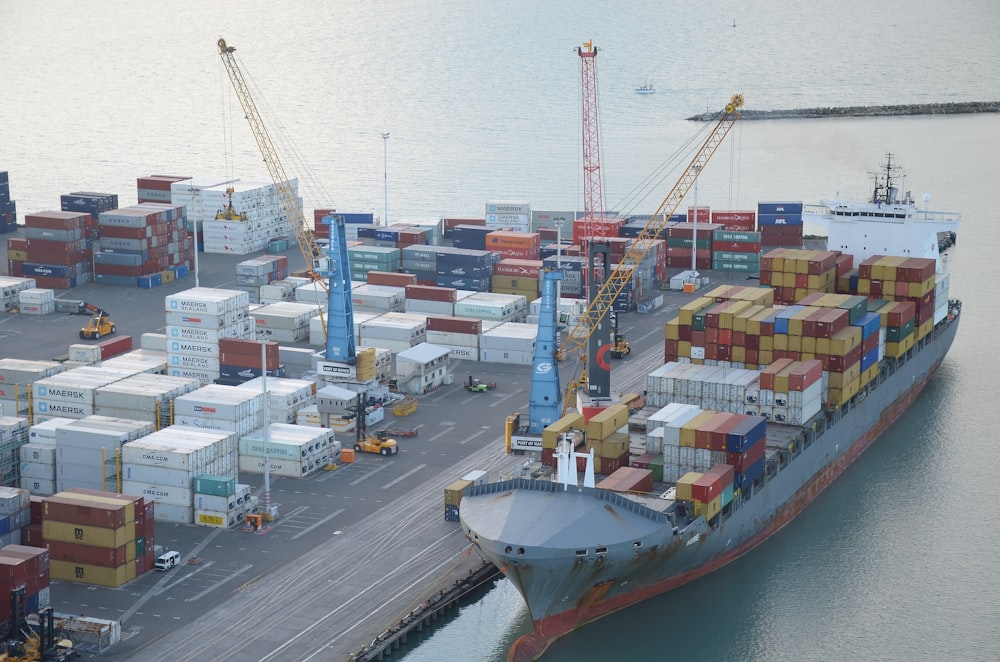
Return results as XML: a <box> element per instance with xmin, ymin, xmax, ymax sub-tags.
<box><xmin>558</xmin><ymin>94</ymin><xmax>744</xmax><ymax>362</ymax></box>
<box><xmin>217</xmin><ymin>38</ymin><xmax>324</xmax><ymax>279</ymax></box>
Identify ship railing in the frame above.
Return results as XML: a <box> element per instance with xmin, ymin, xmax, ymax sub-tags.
<box><xmin>465</xmin><ymin>478</ymin><xmax>673</xmax><ymax>524</ymax></box>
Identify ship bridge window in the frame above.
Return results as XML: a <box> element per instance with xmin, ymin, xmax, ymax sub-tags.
<box><xmin>576</xmin><ymin>549</ymin><xmax>588</xmax><ymax>557</ymax></box>
<box><xmin>596</xmin><ymin>546</ymin><xmax>608</xmax><ymax>555</ymax></box>
<box><xmin>633</xmin><ymin>541</ymin><xmax>643</xmax><ymax>548</ymax></box>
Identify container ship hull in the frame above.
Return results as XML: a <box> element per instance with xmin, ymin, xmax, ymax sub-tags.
<box><xmin>461</xmin><ymin>298</ymin><xmax>960</xmax><ymax>662</ymax></box>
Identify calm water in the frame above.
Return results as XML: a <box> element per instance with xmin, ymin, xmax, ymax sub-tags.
<box><xmin>3</xmin><ymin>2</ymin><xmax>1000</xmax><ymax>660</ymax></box>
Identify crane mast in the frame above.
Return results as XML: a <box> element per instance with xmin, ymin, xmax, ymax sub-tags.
<box><xmin>217</xmin><ymin>39</ymin><xmax>324</xmax><ymax>275</ymax></box>
<box><xmin>578</xmin><ymin>41</ymin><xmax>606</xmax><ymax>231</ymax></box>
<box><xmin>558</xmin><ymin>94</ymin><xmax>745</xmax><ymax>381</ymax></box>
<box><xmin>218</xmin><ymin>38</ymin><xmax>358</xmax><ymax>365</ymax></box>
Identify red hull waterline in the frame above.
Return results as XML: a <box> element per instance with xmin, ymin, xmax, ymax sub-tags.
<box><xmin>507</xmin><ymin>354</ymin><xmax>946</xmax><ymax>662</ymax></box>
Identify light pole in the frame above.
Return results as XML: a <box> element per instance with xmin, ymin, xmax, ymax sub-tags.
<box><xmin>381</xmin><ymin>132</ymin><xmax>390</xmax><ymax>227</ymax></box>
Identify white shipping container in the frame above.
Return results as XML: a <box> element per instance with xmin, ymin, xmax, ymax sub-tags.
<box><xmin>238</xmin><ymin>455</ymin><xmax>316</xmax><ymax>478</ymax></box>
<box><xmin>426</xmin><ymin>330</ymin><xmax>480</xmax><ymax>348</ymax></box>
<box><xmin>121</xmin><ymin>480</ymin><xmax>194</xmax><ymax>508</ymax></box>
<box><xmin>166</xmin><ymin>323</ymin><xmax>250</xmax><ymax>343</ymax></box>
<box><xmin>164</xmin><ymin>311</ymin><xmax>231</xmax><ymax>329</ymax></box>
<box><xmin>35</xmin><ymin>401</ymin><xmax>92</xmax><ymax>418</ymax></box>
<box><xmin>141</xmin><ymin>333</ymin><xmax>168</xmax><ymax>351</ymax></box>
<box><xmin>174</xmin><ymin>385</ymin><xmax>263</xmax><ymax>420</ymax></box>
<box><xmin>435</xmin><ymin>344</ymin><xmax>479</xmax><ymax>361</ymax></box>
<box><xmin>19</xmin><ymin>462</ymin><xmax>55</xmax><ymax>481</ymax></box>
<box><xmin>20</xmin><ymin>476</ymin><xmax>55</xmax><ymax>496</ymax></box>
<box><xmin>478</xmin><ymin>348</ymin><xmax>533</xmax><ymax>365</ymax></box>
<box><xmin>122</xmin><ymin>464</ymin><xmax>198</xmax><ymax>488</ymax></box>
<box><xmin>67</xmin><ymin>344</ymin><xmax>102</xmax><ymax>364</ymax></box>
<box><xmin>194</xmin><ymin>493</ymin><xmax>238</xmax><ymax>512</ymax></box>
<box><xmin>19</xmin><ymin>442</ymin><xmax>56</xmax><ymax>464</ymax></box>
<box><xmin>404</xmin><ymin>298</ymin><xmax>454</xmax><ymax>316</ymax></box>
<box><xmin>153</xmin><ymin>503</ymin><xmax>193</xmax><ymax>523</ymax></box>
<box><xmin>167</xmin><ymin>367</ymin><xmax>219</xmax><ymax>382</ymax></box>
<box><xmin>479</xmin><ymin>322</ymin><xmax>537</xmax><ymax>352</ymax></box>
<box><xmin>165</xmin><ymin>287</ymin><xmax>249</xmax><ymax>316</ymax></box>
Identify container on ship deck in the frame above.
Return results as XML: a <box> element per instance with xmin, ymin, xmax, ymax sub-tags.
<box><xmin>675</xmin><ymin>472</ymin><xmax>702</xmax><ymax>501</ymax></box>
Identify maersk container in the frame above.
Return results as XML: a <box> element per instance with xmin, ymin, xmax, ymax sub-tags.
<box><xmin>165</xmin><ymin>288</ymin><xmax>249</xmax><ymax>316</ymax></box>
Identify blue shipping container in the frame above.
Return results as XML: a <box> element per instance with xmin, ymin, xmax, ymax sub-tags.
<box><xmin>861</xmin><ymin>346</ymin><xmax>880</xmax><ymax>372</ymax></box>
<box><xmin>138</xmin><ymin>274</ymin><xmax>163</xmax><ymax>289</ymax></box>
<box><xmin>757</xmin><ymin>213</ymin><xmax>804</xmax><ymax>226</ymax></box>
<box><xmin>21</xmin><ymin>263</ymin><xmax>75</xmax><ymax>278</ymax></box>
<box><xmin>735</xmin><ymin>456</ymin><xmax>766</xmax><ymax>490</ymax></box>
<box><xmin>851</xmin><ymin>311</ymin><xmax>882</xmax><ymax>339</ymax></box>
<box><xmin>757</xmin><ymin>201</ymin><xmax>804</xmax><ymax>215</ymax></box>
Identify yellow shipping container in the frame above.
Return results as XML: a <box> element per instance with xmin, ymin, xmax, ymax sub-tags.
<box><xmin>679</xmin><ymin>297</ymin><xmax>715</xmax><ymax>326</ymax></box>
<box><xmin>733</xmin><ymin>304</ymin><xmax>765</xmax><ymax>333</ymax></box>
<box><xmin>773</xmin><ymin>334</ymin><xmax>788</xmax><ymax>351</ymax></box>
<box><xmin>675</xmin><ymin>472</ymin><xmax>702</xmax><ymax>501</ymax></box>
<box><xmin>829</xmin><ymin>326</ymin><xmax>862</xmax><ymax>355</ymax></box>
<box><xmin>665</xmin><ymin>319</ymin><xmax>681</xmax><ymax>341</ymax></box>
<box><xmin>857</xmin><ymin>278</ymin><xmax>871</xmax><ymax>295</ymax></box>
<box><xmin>829</xmin><ymin>377</ymin><xmax>861</xmax><ymax>406</ymax></box>
<box><xmin>599</xmin><ymin>432</ymin><xmax>630</xmax><ymax>459</ymax></box>
<box><xmin>542</xmin><ymin>412</ymin><xmax>586</xmax><ymax>448</ymax></box>
<box><xmin>731</xmin><ymin>345</ymin><xmax>746</xmax><ymax>363</ymax></box>
<box><xmin>50</xmin><ymin>560</ymin><xmax>130</xmax><ymax>587</ymax></box>
<box><xmin>8</xmin><ymin>249</ymin><xmax>26</xmax><ymax>261</ymax></box>
<box><xmin>759</xmin><ymin>349</ymin><xmax>774</xmax><ymax>365</ymax></box>
<box><xmin>747</xmin><ymin>307</ymin><xmax>775</xmax><ymax>336</ymax></box>
<box><xmin>678</xmin><ymin>340</ymin><xmax>692</xmax><ymax>357</ymax></box>
<box><xmin>860</xmin><ymin>363</ymin><xmax>880</xmax><ymax>388</ymax></box>
<box><xmin>586</xmin><ymin>404</ymin><xmax>630</xmax><ymax>440</ymax></box>
<box><xmin>704</xmin><ymin>285</ymin><xmax>734</xmax><ymax>300</ymax></box>
<box><xmin>42</xmin><ymin>520</ymin><xmax>135</xmax><ymax>549</ymax></box>
<box><xmin>444</xmin><ymin>479</ymin><xmax>473</xmax><ymax>507</ymax></box>
<box><xmin>679</xmin><ymin>411</ymin><xmax>716</xmax><ymax>447</ymax></box>
<box><xmin>827</xmin><ymin>363</ymin><xmax>861</xmax><ymax>389</ymax></box>
<box><xmin>718</xmin><ymin>300</ymin><xmax>753</xmax><ymax>330</ymax></box>
<box><xmin>160</xmin><ymin>269</ymin><xmax>175</xmax><ymax>284</ymax></box>
<box><xmin>801</xmin><ymin>336</ymin><xmax>817</xmax><ymax>353</ymax></box>
<box><xmin>788</xmin><ymin>335</ymin><xmax>803</xmax><ymax>353</ymax></box>
<box><xmin>694</xmin><ymin>495</ymin><xmax>722</xmax><ymax>520</ymax></box>
<box><xmin>916</xmin><ymin>318</ymin><xmax>934</xmax><ymax>340</ymax></box>
<box><xmin>885</xmin><ymin>334</ymin><xmax>916</xmax><ymax>358</ymax></box>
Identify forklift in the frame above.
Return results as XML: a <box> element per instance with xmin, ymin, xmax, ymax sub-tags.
<box><xmin>609</xmin><ymin>311</ymin><xmax>631</xmax><ymax>359</ymax></box>
<box><xmin>352</xmin><ymin>393</ymin><xmax>398</xmax><ymax>456</ymax></box>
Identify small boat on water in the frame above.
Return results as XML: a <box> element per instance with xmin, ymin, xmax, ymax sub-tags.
<box><xmin>634</xmin><ymin>82</ymin><xmax>655</xmax><ymax>95</ymax></box>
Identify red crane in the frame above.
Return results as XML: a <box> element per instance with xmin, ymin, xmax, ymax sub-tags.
<box><xmin>577</xmin><ymin>40</ymin><xmax>606</xmax><ymax>237</ymax></box>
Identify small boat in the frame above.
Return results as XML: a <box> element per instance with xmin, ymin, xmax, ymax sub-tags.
<box><xmin>634</xmin><ymin>82</ymin><xmax>655</xmax><ymax>95</ymax></box>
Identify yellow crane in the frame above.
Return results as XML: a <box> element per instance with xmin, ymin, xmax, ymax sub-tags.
<box><xmin>557</xmin><ymin>94</ymin><xmax>745</xmax><ymax>412</ymax></box>
<box><xmin>217</xmin><ymin>37</ymin><xmax>328</xmax><ymax>335</ymax></box>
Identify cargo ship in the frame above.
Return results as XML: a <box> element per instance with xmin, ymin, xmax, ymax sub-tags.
<box><xmin>459</xmin><ymin>159</ymin><xmax>962</xmax><ymax>662</ymax></box>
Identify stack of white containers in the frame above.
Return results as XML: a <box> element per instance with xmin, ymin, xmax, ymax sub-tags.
<box><xmin>32</xmin><ymin>366</ymin><xmax>139</xmax><ymax>420</ymax></box>
<box><xmin>197</xmin><ymin>177</ymin><xmax>298</xmax><ymax>255</ymax></box>
<box><xmin>0</xmin><ymin>416</ymin><xmax>29</xmax><ymax>491</ymax></box>
<box><xmin>55</xmin><ymin>416</ymin><xmax>155</xmax><ymax>492</ymax></box>
<box><xmin>121</xmin><ymin>425</ymin><xmax>239</xmax><ymax>523</ymax></box>
<box><xmin>66</xmin><ymin>344</ymin><xmax>102</xmax><ymax>366</ymax></box>
<box><xmin>359</xmin><ymin>313</ymin><xmax>427</xmax><ymax>354</ymax></box>
<box><xmin>645</xmin><ymin>362</ymin><xmax>761</xmax><ymax>413</ymax></box>
<box><xmin>16</xmin><ymin>288</ymin><xmax>55</xmax><ymax>315</ymax></box>
<box><xmin>0</xmin><ymin>486</ymin><xmax>31</xmax><ymax>547</ymax></box>
<box><xmin>100</xmin><ymin>349</ymin><xmax>169</xmax><ymax>375</ymax></box>
<box><xmin>250</xmin><ymin>302</ymin><xmax>320</xmax><ymax>343</ymax></box>
<box><xmin>93</xmin><ymin>374</ymin><xmax>202</xmax><ymax>426</ymax></box>
<box><xmin>193</xmin><ymin>479</ymin><xmax>254</xmax><ymax>529</ymax></box>
<box><xmin>294</xmin><ymin>281</ymin><xmax>330</xmax><ymax>308</ymax></box>
<box><xmin>238</xmin><ymin>423</ymin><xmax>339</xmax><ymax>478</ymax></box>
<box><xmin>426</xmin><ymin>326</ymin><xmax>480</xmax><ymax>362</ymax></box>
<box><xmin>454</xmin><ymin>292</ymin><xmax>528</xmax><ymax>322</ymax></box>
<box><xmin>309</xmin><ymin>310</ymin><xmax>380</xmax><ymax>347</ymax></box>
<box><xmin>235</xmin><ymin>377</ymin><xmax>317</xmax><ymax>423</ymax></box>
<box><xmin>165</xmin><ymin>288</ymin><xmax>252</xmax><ymax>383</ymax></box>
<box><xmin>19</xmin><ymin>425</ymin><xmax>61</xmax><ymax>496</ymax></box>
<box><xmin>479</xmin><ymin>322</ymin><xmax>537</xmax><ymax>365</ymax></box>
<box><xmin>0</xmin><ymin>359</ymin><xmax>64</xmax><ymax>417</ymax></box>
<box><xmin>350</xmin><ymin>284</ymin><xmax>406</xmax><ymax>314</ymax></box>
<box><xmin>172</xmin><ymin>384</ymin><xmax>264</xmax><ymax>437</ymax></box>
<box><xmin>0</xmin><ymin>276</ymin><xmax>38</xmax><ymax>311</ymax></box>
<box><xmin>259</xmin><ymin>280</ymin><xmax>298</xmax><ymax>305</ymax></box>
<box><xmin>404</xmin><ymin>294</ymin><xmax>454</xmax><ymax>316</ymax></box>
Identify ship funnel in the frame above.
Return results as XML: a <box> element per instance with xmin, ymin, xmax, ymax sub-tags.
<box><xmin>555</xmin><ymin>435</ymin><xmax>595</xmax><ymax>490</ymax></box>
<box><xmin>887</xmin><ymin>186</ymin><xmax>899</xmax><ymax>204</ymax></box>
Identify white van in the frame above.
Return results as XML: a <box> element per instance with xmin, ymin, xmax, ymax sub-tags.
<box><xmin>154</xmin><ymin>551</ymin><xmax>180</xmax><ymax>571</ymax></box>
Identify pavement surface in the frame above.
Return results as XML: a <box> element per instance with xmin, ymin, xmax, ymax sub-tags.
<box><xmin>0</xmin><ymin>234</ymin><xmax>755</xmax><ymax>660</ymax></box>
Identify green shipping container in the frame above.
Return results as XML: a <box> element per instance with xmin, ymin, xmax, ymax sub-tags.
<box><xmin>837</xmin><ymin>295</ymin><xmax>868</xmax><ymax>324</ymax></box>
<box><xmin>135</xmin><ymin>535</ymin><xmax>145</xmax><ymax>557</ymax></box>
<box><xmin>268</xmin><ymin>239</ymin><xmax>289</xmax><ymax>253</ymax></box>
<box><xmin>712</xmin><ymin>260</ymin><xmax>759</xmax><ymax>272</ymax></box>
<box><xmin>713</xmin><ymin>251</ymin><xmax>761</xmax><ymax>263</ymax></box>
<box><xmin>666</xmin><ymin>237</ymin><xmax>713</xmax><ymax>249</ymax></box>
<box><xmin>886</xmin><ymin>319</ymin><xmax>915</xmax><ymax>342</ymax></box>
<box><xmin>194</xmin><ymin>474</ymin><xmax>236</xmax><ymax>497</ymax></box>
<box><xmin>712</xmin><ymin>230</ymin><xmax>762</xmax><ymax>243</ymax></box>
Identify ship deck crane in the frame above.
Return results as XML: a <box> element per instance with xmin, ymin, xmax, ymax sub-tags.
<box><xmin>519</xmin><ymin>94</ymin><xmax>744</xmax><ymax>443</ymax></box>
<box><xmin>217</xmin><ymin>38</ymin><xmax>356</xmax><ymax>365</ymax></box>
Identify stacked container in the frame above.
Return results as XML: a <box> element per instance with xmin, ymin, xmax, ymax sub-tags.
<box><xmin>403</xmin><ymin>284</ymin><xmax>457</xmax><ymax>316</ymax></box>
<box><xmin>54</xmin><ymin>416</ymin><xmax>154</xmax><ymax>493</ymax></box>
<box><xmin>136</xmin><ymin>175</ymin><xmax>191</xmax><ymax>205</ymax></box>
<box><xmin>856</xmin><ymin>255</ymin><xmax>937</xmax><ymax>341</ymax></box>
<box><xmin>235</xmin><ymin>377</ymin><xmax>317</xmax><ymax>424</ymax></box>
<box><xmin>450</xmin><ymin>225</ymin><xmax>493</xmax><ymax>251</ymax></box>
<box><xmin>235</xmin><ymin>255</ymin><xmax>289</xmax><ymax>304</ymax></box>
<box><xmin>93</xmin><ymin>374</ymin><xmax>202</xmax><ymax>427</ymax></box>
<box><xmin>0</xmin><ymin>416</ymin><xmax>30</xmax><ymax>487</ymax></box>
<box><xmin>433</xmin><ymin>246</ymin><xmax>499</xmax><ymax>292</ymax></box>
<box><xmin>486</xmin><ymin>201</ymin><xmax>531</xmax><ymax>232</ymax></box>
<box><xmin>711</xmin><ymin>210</ymin><xmax>757</xmax><ymax>232</ymax></box>
<box><xmin>164</xmin><ymin>288</ymin><xmax>252</xmax><ymax>383</ymax></box>
<box><xmin>582</xmin><ymin>403</ymin><xmax>631</xmax><ymax>474</ymax></box>
<box><xmin>0</xmin><ymin>544</ymin><xmax>50</xmax><ymax>623</ymax></box>
<box><xmin>238</xmin><ymin>423</ymin><xmax>339</xmax><ymax>479</ymax></box>
<box><xmin>95</xmin><ymin>204</ymin><xmax>192</xmax><ymax>287</ymax></box>
<box><xmin>478</xmin><ymin>322</ymin><xmax>536</xmax><ymax>365</ymax></box>
<box><xmin>43</xmin><ymin>489</ymin><xmax>150</xmax><ymax>587</ymax></box>
<box><xmin>19</xmin><ymin>431</ymin><xmax>59</xmax><ymax>497</ymax></box>
<box><xmin>16</xmin><ymin>288</ymin><xmax>55</xmax><ymax>315</ymax></box>
<box><xmin>248</xmin><ymin>302</ymin><xmax>318</xmax><ymax>345</ymax></box>
<box><xmin>0</xmin><ymin>275</ymin><xmax>38</xmax><ymax>312</ymax></box>
<box><xmin>172</xmin><ymin>384</ymin><xmax>264</xmax><ymax>436</ymax></box>
<box><xmin>541</xmin><ymin>255</ymin><xmax>586</xmax><ymax>298</ymax></box>
<box><xmin>32</xmin><ymin>366</ymin><xmax>139</xmax><ymax>421</ymax></box>
<box><xmin>759</xmin><ymin>248</ymin><xmax>841</xmax><ymax>304</ymax></box>
<box><xmin>425</xmin><ymin>316</ymin><xmax>481</xmax><ymax>362</ymax></box>
<box><xmin>359</xmin><ymin>312</ymin><xmax>427</xmax><ymax>354</ymax></box>
<box><xmin>121</xmin><ymin>425</ymin><xmax>239</xmax><ymax>523</ymax></box>
<box><xmin>193</xmin><ymin>476</ymin><xmax>252</xmax><ymax>529</ymax></box>
<box><xmin>347</xmin><ymin>246</ymin><xmax>401</xmax><ymax>282</ymax></box>
<box><xmin>665</xmin><ymin>222</ymin><xmax>723</xmax><ymax>270</ymax></box>
<box><xmin>350</xmin><ymin>283</ymin><xmax>406</xmax><ymax>314</ymax></box>
<box><xmin>15</xmin><ymin>211</ymin><xmax>92</xmax><ymax>289</ymax></box>
<box><xmin>757</xmin><ymin>201</ymin><xmax>804</xmax><ymax>248</ymax></box>
<box><xmin>198</xmin><ymin>178</ymin><xmax>297</xmax><ymax>255</ymax></box>
<box><xmin>60</xmin><ymin>191</ymin><xmax>118</xmax><ymax>239</ymax></box>
<box><xmin>400</xmin><ymin>245</ymin><xmax>439</xmax><ymax>284</ymax></box>
<box><xmin>0</xmin><ymin>487</ymin><xmax>31</xmax><ymax>547</ymax></box>
<box><xmin>711</xmin><ymin>229</ymin><xmax>762</xmax><ymax>272</ymax></box>
<box><xmin>0</xmin><ymin>171</ymin><xmax>17</xmax><ymax>231</ymax></box>
<box><xmin>454</xmin><ymin>291</ymin><xmax>528</xmax><ymax>323</ymax></box>
<box><xmin>750</xmin><ymin>359</ymin><xmax>825</xmax><ymax>423</ymax></box>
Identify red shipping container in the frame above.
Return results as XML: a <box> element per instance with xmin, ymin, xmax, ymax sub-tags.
<box><xmin>727</xmin><ymin>436</ymin><xmax>766</xmax><ymax>472</ymax></box>
<box><xmin>426</xmin><ymin>316</ymin><xmax>482</xmax><ymax>335</ymax></box>
<box><xmin>760</xmin><ymin>358</ymin><xmax>795</xmax><ymax>390</ymax></box>
<box><xmin>596</xmin><ymin>450</ymin><xmax>629</xmax><ymax>476</ymax></box>
<box><xmin>99</xmin><ymin>225</ymin><xmax>154</xmax><ymax>239</ymax></box>
<box><xmin>24</xmin><ymin>211</ymin><xmax>89</xmax><ymax>230</ymax></box>
<box><xmin>695</xmin><ymin>412</ymin><xmax>732</xmax><ymax>451</ymax></box>
<box><xmin>29</xmin><ymin>496</ymin><xmax>44</xmax><ymax>525</ymax></box>
<box><xmin>96</xmin><ymin>335</ymin><xmax>133</xmax><ymax>360</ymax></box>
<box><xmin>687</xmin><ymin>207</ymin><xmax>711</xmax><ymax>223</ymax></box>
<box><xmin>45</xmin><ymin>540</ymin><xmax>130</xmax><ymax>568</ymax></box>
<box><xmin>815</xmin><ymin>308</ymin><xmax>849</xmax><ymax>339</ymax></box>
<box><xmin>367</xmin><ymin>271</ymin><xmax>416</xmax><ymax>287</ymax></box>
<box><xmin>43</xmin><ymin>494</ymin><xmax>128</xmax><ymax>528</ymax></box>
<box><xmin>691</xmin><ymin>472</ymin><xmax>723</xmax><ymax>502</ymax></box>
<box><xmin>788</xmin><ymin>359</ymin><xmax>823</xmax><ymax>391</ymax></box>
<box><xmin>6</xmin><ymin>237</ymin><xmax>27</xmax><ymax>251</ymax></box>
<box><xmin>220</xmin><ymin>338</ymin><xmax>280</xmax><ymax>364</ymax></box>
<box><xmin>705</xmin><ymin>463</ymin><xmax>735</xmax><ymax>487</ymax></box>
<box><xmin>493</xmin><ymin>259</ymin><xmax>544</xmax><ymax>278</ymax></box>
<box><xmin>404</xmin><ymin>284</ymin><xmax>457</xmax><ymax>303</ymax></box>
<box><xmin>664</xmin><ymin>339</ymin><xmax>679</xmax><ymax>363</ymax></box>
<box><xmin>596</xmin><ymin>466</ymin><xmax>654</xmax><ymax>493</ymax></box>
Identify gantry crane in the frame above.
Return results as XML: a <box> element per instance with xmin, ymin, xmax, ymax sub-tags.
<box><xmin>217</xmin><ymin>38</ymin><xmax>356</xmax><ymax>366</ymax></box>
